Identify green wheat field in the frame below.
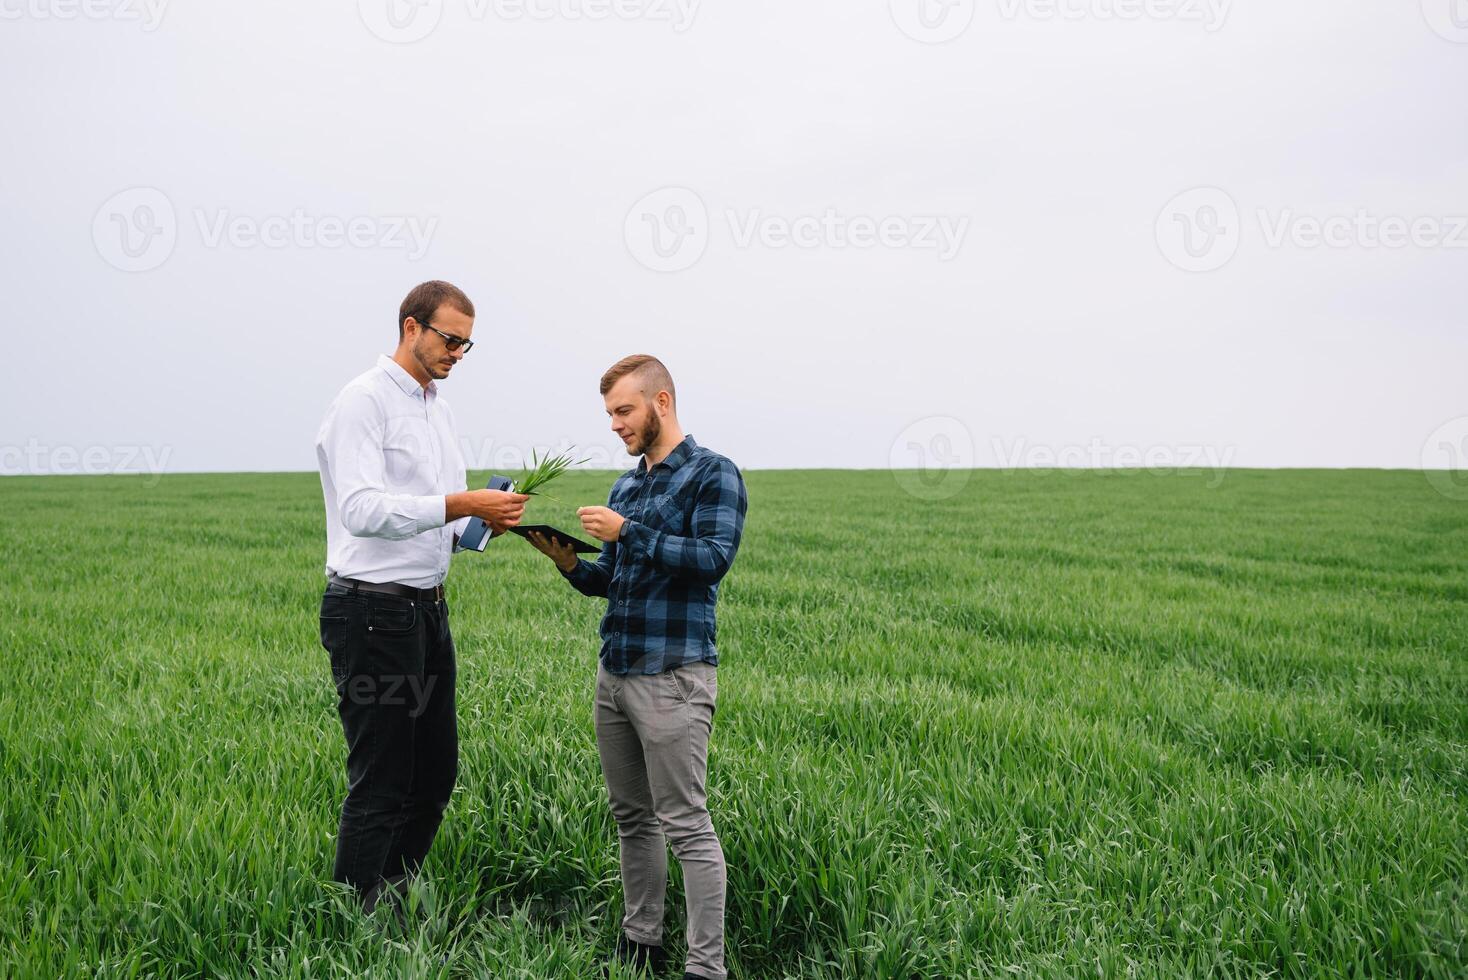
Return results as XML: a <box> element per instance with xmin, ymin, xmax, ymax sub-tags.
<box><xmin>1</xmin><ymin>469</ymin><xmax>1465</xmax><ymax>978</ymax></box>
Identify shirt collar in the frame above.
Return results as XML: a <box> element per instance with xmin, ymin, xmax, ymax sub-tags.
<box><xmin>377</xmin><ymin>353</ymin><xmax>435</xmax><ymax>400</ymax></box>
<box><xmin>638</xmin><ymin>434</ymin><xmax>697</xmax><ymax>475</ymax></box>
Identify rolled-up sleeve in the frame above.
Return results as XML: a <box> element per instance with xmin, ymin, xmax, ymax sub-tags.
<box><xmin>317</xmin><ymin>388</ymin><xmax>446</xmax><ymax>540</ymax></box>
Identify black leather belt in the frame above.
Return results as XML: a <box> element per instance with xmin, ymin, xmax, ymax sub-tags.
<box><xmin>328</xmin><ymin>574</ymin><xmax>445</xmax><ymax>602</ymax></box>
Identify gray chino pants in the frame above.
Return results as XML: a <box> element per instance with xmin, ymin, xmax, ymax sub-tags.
<box><xmin>594</xmin><ymin>660</ymin><xmax>726</xmax><ymax>980</ymax></box>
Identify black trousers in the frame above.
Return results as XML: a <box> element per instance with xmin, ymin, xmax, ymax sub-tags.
<box><xmin>318</xmin><ymin>584</ymin><xmax>458</xmax><ymax>898</ymax></box>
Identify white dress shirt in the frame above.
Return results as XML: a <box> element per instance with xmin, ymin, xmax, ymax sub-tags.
<box><xmin>315</xmin><ymin>354</ymin><xmax>471</xmax><ymax>588</ymax></box>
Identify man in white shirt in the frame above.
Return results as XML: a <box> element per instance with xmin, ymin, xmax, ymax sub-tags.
<box><xmin>314</xmin><ymin>280</ymin><xmax>528</xmax><ymax>913</ymax></box>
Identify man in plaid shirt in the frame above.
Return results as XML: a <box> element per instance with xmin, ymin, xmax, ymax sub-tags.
<box><xmin>527</xmin><ymin>354</ymin><xmax>746</xmax><ymax>980</ymax></box>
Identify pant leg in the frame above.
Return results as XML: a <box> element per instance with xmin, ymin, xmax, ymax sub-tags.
<box><xmin>623</xmin><ymin>662</ymin><xmax>726</xmax><ymax>980</ymax></box>
<box><xmin>380</xmin><ymin>597</ymin><xmax>458</xmax><ymax>881</ymax></box>
<box><xmin>319</xmin><ymin>588</ymin><xmax>427</xmax><ymax>896</ymax></box>
<box><xmin>594</xmin><ymin>662</ymin><xmax>668</xmax><ymax>946</ymax></box>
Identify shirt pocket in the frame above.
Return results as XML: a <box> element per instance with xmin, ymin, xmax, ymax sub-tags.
<box><xmin>646</xmin><ymin>493</ymin><xmax>688</xmax><ymax>535</ymax></box>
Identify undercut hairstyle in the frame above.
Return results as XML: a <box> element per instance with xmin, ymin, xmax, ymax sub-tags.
<box><xmin>600</xmin><ymin>354</ymin><xmax>676</xmax><ymax>408</ymax></box>
<box><xmin>398</xmin><ymin>280</ymin><xmax>475</xmax><ymax>340</ymax></box>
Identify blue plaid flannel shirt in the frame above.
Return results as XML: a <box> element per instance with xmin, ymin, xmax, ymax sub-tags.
<box><xmin>562</xmin><ymin>435</ymin><xmax>748</xmax><ymax>675</ymax></box>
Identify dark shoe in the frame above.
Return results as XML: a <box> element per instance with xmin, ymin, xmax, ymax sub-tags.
<box><xmin>602</xmin><ymin>934</ymin><xmax>667</xmax><ymax>976</ymax></box>
<box><xmin>362</xmin><ymin>873</ymin><xmax>410</xmax><ymax>931</ymax></box>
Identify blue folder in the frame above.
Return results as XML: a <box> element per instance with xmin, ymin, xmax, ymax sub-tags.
<box><xmin>455</xmin><ymin>475</ymin><xmax>514</xmax><ymax>553</ymax></box>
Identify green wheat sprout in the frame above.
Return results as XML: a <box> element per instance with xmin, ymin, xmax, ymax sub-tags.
<box><xmin>510</xmin><ymin>448</ymin><xmax>591</xmax><ymax>501</ymax></box>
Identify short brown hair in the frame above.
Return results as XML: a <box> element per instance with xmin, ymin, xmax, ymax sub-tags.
<box><xmin>600</xmin><ymin>354</ymin><xmax>676</xmax><ymax>407</ymax></box>
<box><xmin>399</xmin><ymin>280</ymin><xmax>474</xmax><ymax>340</ymax></box>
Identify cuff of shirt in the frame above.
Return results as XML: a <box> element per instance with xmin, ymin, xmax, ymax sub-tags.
<box><xmin>561</xmin><ymin>559</ymin><xmax>590</xmax><ymax>585</ymax></box>
<box><xmin>414</xmin><ymin>495</ymin><xmax>448</xmax><ymax>536</ymax></box>
<box><xmin>619</xmin><ymin>519</ymin><xmax>658</xmax><ymax>560</ymax></box>
<box><xmin>449</xmin><ymin>514</ymin><xmax>470</xmax><ymax>552</ymax></box>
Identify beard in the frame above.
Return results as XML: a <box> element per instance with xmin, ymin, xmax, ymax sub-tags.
<box><xmin>629</xmin><ymin>410</ymin><xmax>662</xmax><ymax>456</ymax></box>
<box><xmin>413</xmin><ymin>336</ymin><xmax>452</xmax><ymax>380</ymax></box>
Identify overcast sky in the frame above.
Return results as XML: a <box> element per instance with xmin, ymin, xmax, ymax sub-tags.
<box><xmin>2</xmin><ymin>1</ymin><xmax>1465</xmax><ymax>478</ymax></box>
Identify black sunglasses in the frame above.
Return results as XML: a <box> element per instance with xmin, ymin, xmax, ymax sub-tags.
<box><xmin>421</xmin><ymin>322</ymin><xmax>474</xmax><ymax>353</ymax></box>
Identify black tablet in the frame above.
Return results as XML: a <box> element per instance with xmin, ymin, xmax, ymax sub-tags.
<box><xmin>510</xmin><ymin>524</ymin><xmax>602</xmax><ymax>554</ymax></box>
